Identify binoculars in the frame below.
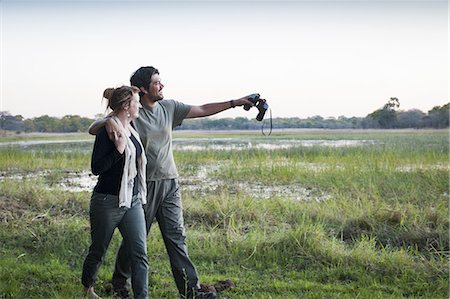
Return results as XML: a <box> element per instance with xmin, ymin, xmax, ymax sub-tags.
<box><xmin>244</xmin><ymin>93</ymin><xmax>269</xmax><ymax>121</ymax></box>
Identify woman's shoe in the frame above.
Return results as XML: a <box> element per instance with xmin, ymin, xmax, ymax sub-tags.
<box><xmin>84</xmin><ymin>286</ymin><xmax>101</xmax><ymax>299</ymax></box>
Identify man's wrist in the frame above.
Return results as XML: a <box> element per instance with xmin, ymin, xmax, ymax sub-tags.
<box><xmin>230</xmin><ymin>100</ymin><xmax>236</xmax><ymax>108</ymax></box>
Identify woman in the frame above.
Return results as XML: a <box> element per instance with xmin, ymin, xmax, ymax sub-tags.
<box><xmin>81</xmin><ymin>86</ymin><xmax>148</xmax><ymax>299</ymax></box>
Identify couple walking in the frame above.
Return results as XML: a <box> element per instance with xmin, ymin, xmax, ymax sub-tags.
<box><xmin>81</xmin><ymin>66</ymin><xmax>254</xmax><ymax>299</ymax></box>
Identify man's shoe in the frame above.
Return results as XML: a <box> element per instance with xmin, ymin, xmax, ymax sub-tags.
<box><xmin>113</xmin><ymin>288</ymin><xmax>132</xmax><ymax>299</ymax></box>
<box><xmin>199</xmin><ymin>283</ymin><xmax>216</xmax><ymax>293</ymax></box>
<box><xmin>194</xmin><ymin>289</ymin><xmax>217</xmax><ymax>299</ymax></box>
<box><xmin>213</xmin><ymin>279</ymin><xmax>235</xmax><ymax>292</ymax></box>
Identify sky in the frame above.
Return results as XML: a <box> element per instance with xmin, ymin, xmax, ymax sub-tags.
<box><xmin>0</xmin><ymin>0</ymin><xmax>448</xmax><ymax>120</ymax></box>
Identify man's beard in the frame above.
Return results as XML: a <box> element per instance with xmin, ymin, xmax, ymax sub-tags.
<box><xmin>149</xmin><ymin>92</ymin><xmax>163</xmax><ymax>102</ymax></box>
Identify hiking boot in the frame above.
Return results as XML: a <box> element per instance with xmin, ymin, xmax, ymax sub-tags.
<box><xmin>183</xmin><ymin>288</ymin><xmax>217</xmax><ymax>299</ymax></box>
<box><xmin>194</xmin><ymin>289</ymin><xmax>217</xmax><ymax>299</ymax></box>
<box><xmin>213</xmin><ymin>279</ymin><xmax>235</xmax><ymax>292</ymax></box>
<box><xmin>199</xmin><ymin>283</ymin><xmax>216</xmax><ymax>293</ymax></box>
<box><xmin>113</xmin><ymin>288</ymin><xmax>132</xmax><ymax>299</ymax></box>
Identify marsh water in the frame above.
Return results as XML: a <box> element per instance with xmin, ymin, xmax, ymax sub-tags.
<box><xmin>2</xmin><ymin>134</ymin><xmax>447</xmax><ymax>201</ymax></box>
<box><xmin>0</xmin><ymin>137</ymin><xmax>374</xmax><ymax>149</ymax></box>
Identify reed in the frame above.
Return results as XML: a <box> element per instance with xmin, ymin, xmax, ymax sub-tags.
<box><xmin>0</xmin><ymin>129</ymin><xmax>448</xmax><ymax>298</ymax></box>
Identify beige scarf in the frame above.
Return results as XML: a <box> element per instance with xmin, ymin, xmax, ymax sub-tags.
<box><xmin>112</xmin><ymin>116</ymin><xmax>147</xmax><ymax>208</ymax></box>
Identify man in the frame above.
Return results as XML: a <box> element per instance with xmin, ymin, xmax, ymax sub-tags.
<box><xmin>90</xmin><ymin>66</ymin><xmax>254</xmax><ymax>299</ymax></box>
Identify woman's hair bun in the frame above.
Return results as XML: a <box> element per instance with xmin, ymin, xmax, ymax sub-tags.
<box><xmin>103</xmin><ymin>88</ymin><xmax>115</xmax><ymax>100</ymax></box>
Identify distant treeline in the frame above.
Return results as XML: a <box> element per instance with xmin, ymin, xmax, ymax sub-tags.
<box><xmin>1</xmin><ymin>99</ymin><xmax>448</xmax><ymax>133</ymax></box>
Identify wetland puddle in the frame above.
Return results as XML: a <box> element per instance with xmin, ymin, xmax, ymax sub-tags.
<box><xmin>0</xmin><ymin>137</ymin><xmax>369</xmax><ymax>201</ymax></box>
<box><xmin>180</xmin><ymin>163</ymin><xmax>331</xmax><ymax>201</ymax></box>
<box><xmin>0</xmin><ymin>138</ymin><xmax>373</xmax><ymax>149</ymax></box>
<box><xmin>0</xmin><ymin>166</ymin><xmax>330</xmax><ymax>202</ymax></box>
<box><xmin>173</xmin><ymin>138</ymin><xmax>375</xmax><ymax>151</ymax></box>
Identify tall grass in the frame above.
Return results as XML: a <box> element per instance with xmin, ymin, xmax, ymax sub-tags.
<box><xmin>0</xmin><ymin>129</ymin><xmax>448</xmax><ymax>298</ymax></box>
<box><xmin>0</xmin><ymin>142</ymin><xmax>91</xmax><ymax>171</ymax></box>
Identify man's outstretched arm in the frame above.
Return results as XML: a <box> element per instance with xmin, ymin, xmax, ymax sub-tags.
<box><xmin>186</xmin><ymin>95</ymin><xmax>253</xmax><ymax>119</ymax></box>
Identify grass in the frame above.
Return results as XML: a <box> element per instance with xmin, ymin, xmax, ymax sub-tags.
<box><xmin>0</xmin><ymin>129</ymin><xmax>448</xmax><ymax>298</ymax></box>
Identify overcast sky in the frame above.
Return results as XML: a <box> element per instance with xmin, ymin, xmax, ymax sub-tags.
<box><xmin>1</xmin><ymin>0</ymin><xmax>448</xmax><ymax>119</ymax></box>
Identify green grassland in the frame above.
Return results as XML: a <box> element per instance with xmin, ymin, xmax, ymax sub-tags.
<box><xmin>0</xmin><ymin>129</ymin><xmax>448</xmax><ymax>298</ymax></box>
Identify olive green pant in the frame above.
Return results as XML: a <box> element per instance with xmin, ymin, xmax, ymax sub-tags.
<box><xmin>82</xmin><ymin>193</ymin><xmax>148</xmax><ymax>299</ymax></box>
<box><xmin>112</xmin><ymin>179</ymin><xmax>199</xmax><ymax>297</ymax></box>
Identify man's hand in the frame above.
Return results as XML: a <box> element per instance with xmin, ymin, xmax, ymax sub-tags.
<box><xmin>105</xmin><ymin>118</ymin><xmax>122</xmax><ymax>141</ymax></box>
<box><xmin>232</xmin><ymin>94</ymin><xmax>256</xmax><ymax>108</ymax></box>
<box><xmin>105</xmin><ymin>119</ymin><xmax>127</xmax><ymax>153</ymax></box>
<box><xmin>112</xmin><ymin>132</ymin><xmax>127</xmax><ymax>154</ymax></box>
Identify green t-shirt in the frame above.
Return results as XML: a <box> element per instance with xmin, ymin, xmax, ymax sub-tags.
<box><xmin>133</xmin><ymin>99</ymin><xmax>191</xmax><ymax>181</ymax></box>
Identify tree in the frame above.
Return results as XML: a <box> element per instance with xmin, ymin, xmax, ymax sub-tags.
<box><xmin>424</xmin><ymin>103</ymin><xmax>449</xmax><ymax>128</ymax></box>
<box><xmin>397</xmin><ymin>109</ymin><xmax>425</xmax><ymax>128</ymax></box>
<box><xmin>0</xmin><ymin>111</ymin><xmax>24</xmax><ymax>131</ymax></box>
<box><xmin>61</xmin><ymin>115</ymin><xmax>93</xmax><ymax>132</ymax></box>
<box><xmin>32</xmin><ymin>115</ymin><xmax>58</xmax><ymax>132</ymax></box>
<box><xmin>368</xmin><ymin>97</ymin><xmax>400</xmax><ymax>128</ymax></box>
